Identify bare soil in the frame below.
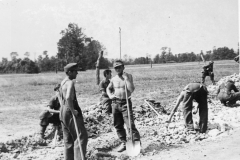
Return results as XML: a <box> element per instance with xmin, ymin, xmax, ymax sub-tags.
<box><xmin>138</xmin><ymin>128</ymin><xmax>240</xmax><ymax>160</ymax></box>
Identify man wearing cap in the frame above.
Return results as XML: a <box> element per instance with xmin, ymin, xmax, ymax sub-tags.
<box><xmin>234</xmin><ymin>55</ymin><xmax>239</xmax><ymax>63</ymax></box>
<box><xmin>167</xmin><ymin>82</ymin><xmax>208</xmax><ymax>133</ymax></box>
<box><xmin>107</xmin><ymin>60</ymin><xmax>140</xmax><ymax>152</ymax></box>
<box><xmin>58</xmin><ymin>63</ymin><xmax>88</xmax><ymax>160</ymax></box>
<box><xmin>202</xmin><ymin>61</ymin><xmax>215</xmax><ymax>85</ymax></box>
<box><xmin>38</xmin><ymin>84</ymin><xmax>61</xmax><ymax>139</ymax></box>
<box><xmin>217</xmin><ymin>79</ymin><xmax>240</xmax><ymax>106</ymax></box>
<box><xmin>99</xmin><ymin>69</ymin><xmax>112</xmax><ymax>114</ymax></box>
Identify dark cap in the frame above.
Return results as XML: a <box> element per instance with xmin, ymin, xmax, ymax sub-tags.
<box><xmin>64</xmin><ymin>63</ymin><xmax>78</xmax><ymax>72</ymax></box>
<box><xmin>209</xmin><ymin>61</ymin><xmax>214</xmax><ymax>64</ymax></box>
<box><xmin>114</xmin><ymin>60</ymin><xmax>124</xmax><ymax>68</ymax></box>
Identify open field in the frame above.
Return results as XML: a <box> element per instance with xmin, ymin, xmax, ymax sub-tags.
<box><xmin>0</xmin><ymin>60</ymin><xmax>238</xmax><ymax>140</ymax></box>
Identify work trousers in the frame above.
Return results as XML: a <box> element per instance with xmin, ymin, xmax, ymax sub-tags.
<box><xmin>100</xmin><ymin>97</ymin><xmax>112</xmax><ymax>114</ymax></box>
<box><xmin>40</xmin><ymin>113</ymin><xmax>61</xmax><ymax>126</ymax></box>
<box><xmin>182</xmin><ymin>87</ymin><xmax>208</xmax><ymax>133</ymax></box>
<box><xmin>112</xmin><ymin>98</ymin><xmax>140</xmax><ymax>142</ymax></box>
<box><xmin>60</xmin><ymin>106</ymin><xmax>88</xmax><ymax>160</ymax></box>
<box><xmin>202</xmin><ymin>71</ymin><xmax>214</xmax><ymax>83</ymax></box>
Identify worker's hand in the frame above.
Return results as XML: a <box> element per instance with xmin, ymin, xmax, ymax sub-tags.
<box><xmin>109</xmin><ymin>94</ymin><xmax>116</xmax><ymax>99</ymax></box>
<box><xmin>122</xmin><ymin>72</ymin><xmax>129</xmax><ymax>80</ymax></box>
<box><xmin>72</xmin><ymin>110</ymin><xmax>78</xmax><ymax>116</ymax></box>
<box><xmin>165</xmin><ymin>120</ymin><xmax>170</xmax><ymax>123</ymax></box>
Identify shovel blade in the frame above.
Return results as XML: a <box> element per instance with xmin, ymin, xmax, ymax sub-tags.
<box><xmin>126</xmin><ymin>141</ymin><xmax>141</xmax><ymax>157</ymax></box>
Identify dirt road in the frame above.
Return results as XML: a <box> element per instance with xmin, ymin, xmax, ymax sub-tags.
<box><xmin>139</xmin><ymin>128</ymin><xmax>240</xmax><ymax>160</ymax></box>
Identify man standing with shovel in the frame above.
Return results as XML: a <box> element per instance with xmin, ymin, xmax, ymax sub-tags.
<box><xmin>107</xmin><ymin>60</ymin><xmax>141</xmax><ymax>154</ymax></box>
<box><xmin>58</xmin><ymin>63</ymin><xmax>88</xmax><ymax>160</ymax></box>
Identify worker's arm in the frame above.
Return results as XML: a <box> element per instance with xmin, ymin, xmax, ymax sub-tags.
<box><xmin>123</xmin><ymin>73</ymin><xmax>135</xmax><ymax>93</ymax></box>
<box><xmin>167</xmin><ymin>92</ymin><xmax>184</xmax><ymax>123</ymax></box>
<box><xmin>47</xmin><ymin>107</ymin><xmax>60</xmax><ymax>114</ymax></box>
<box><xmin>46</xmin><ymin>96</ymin><xmax>60</xmax><ymax>114</ymax></box>
<box><xmin>107</xmin><ymin>80</ymin><xmax>115</xmax><ymax>99</ymax></box>
<box><xmin>66</xmin><ymin>81</ymin><xmax>78</xmax><ymax>116</ymax></box>
<box><xmin>99</xmin><ymin>81</ymin><xmax>109</xmax><ymax>97</ymax></box>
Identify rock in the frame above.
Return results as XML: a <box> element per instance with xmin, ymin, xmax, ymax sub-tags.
<box><xmin>208</xmin><ymin>129</ymin><xmax>220</xmax><ymax>137</ymax></box>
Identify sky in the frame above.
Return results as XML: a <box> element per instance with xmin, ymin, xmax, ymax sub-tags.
<box><xmin>0</xmin><ymin>0</ymin><xmax>239</xmax><ymax>60</ymax></box>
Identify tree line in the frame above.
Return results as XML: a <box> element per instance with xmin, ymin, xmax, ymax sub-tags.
<box><xmin>0</xmin><ymin>23</ymin><xmax>238</xmax><ymax>74</ymax></box>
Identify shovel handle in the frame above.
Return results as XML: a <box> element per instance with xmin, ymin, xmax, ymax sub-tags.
<box><xmin>52</xmin><ymin>128</ymin><xmax>58</xmax><ymax>148</ymax></box>
<box><xmin>144</xmin><ymin>100</ymin><xmax>161</xmax><ymax>117</ymax></box>
<box><xmin>72</xmin><ymin>114</ymin><xmax>85</xmax><ymax>160</ymax></box>
<box><xmin>124</xmin><ymin>80</ymin><xmax>134</xmax><ymax>144</ymax></box>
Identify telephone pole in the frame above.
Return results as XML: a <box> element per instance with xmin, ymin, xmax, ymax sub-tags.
<box><xmin>119</xmin><ymin>27</ymin><xmax>121</xmax><ymax>59</ymax></box>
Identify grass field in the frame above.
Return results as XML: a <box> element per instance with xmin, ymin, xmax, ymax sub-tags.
<box><xmin>0</xmin><ymin>60</ymin><xmax>239</xmax><ymax>136</ymax></box>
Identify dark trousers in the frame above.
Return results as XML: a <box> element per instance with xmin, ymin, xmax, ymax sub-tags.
<box><xmin>60</xmin><ymin>107</ymin><xmax>88</xmax><ymax>160</ymax></box>
<box><xmin>182</xmin><ymin>87</ymin><xmax>208</xmax><ymax>133</ymax></box>
<box><xmin>100</xmin><ymin>97</ymin><xmax>112</xmax><ymax>114</ymax></box>
<box><xmin>202</xmin><ymin>71</ymin><xmax>214</xmax><ymax>83</ymax></box>
<box><xmin>112</xmin><ymin>98</ymin><xmax>140</xmax><ymax>142</ymax></box>
<box><xmin>40</xmin><ymin>114</ymin><xmax>61</xmax><ymax>126</ymax></box>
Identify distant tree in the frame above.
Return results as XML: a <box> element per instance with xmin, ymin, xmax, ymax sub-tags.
<box><xmin>10</xmin><ymin>52</ymin><xmax>18</xmax><ymax>59</ymax></box>
<box><xmin>57</xmin><ymin>23</ymin><xmax>107</xmax><ymax>70</ymax></box>
<box><xmin>24</xmin><ymin>52</ymin><xmax>30</xmax><ymax>58</ymax></box>
<box><xmin>57</xmin><ymin>23</ymin><xmax>86</xmax><ymax>70</ymax></box>
<box><xmin>153</xmin><ymin>54</ymin><xmax>160</xmax><ymax>63</ymax></box>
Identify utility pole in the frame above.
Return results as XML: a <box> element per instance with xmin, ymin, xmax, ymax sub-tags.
<box><xmin>119</xmin><ymin>27</ymin><xmax>121</xmax><ymax>59</ymax></box>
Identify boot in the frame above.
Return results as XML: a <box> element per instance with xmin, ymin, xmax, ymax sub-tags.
<box><xmin>39</xmin><ymin>125</ymin><xmax>47</xmax><ymax>139</ymax></box>
<box><xmin>117</xmin><ymin>142</ymin><xmax>126</xmax><ymax>152</ymax></box>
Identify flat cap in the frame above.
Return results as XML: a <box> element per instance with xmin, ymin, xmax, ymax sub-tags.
<box><xmin>114</xmin><ymin>60</ymin><xmax>124</xmax><ymax>68</ymax></box>
<box><xmin>64</xmin><ymin>63</ymin><xmax>78</xmax><ymax>72</ymax></box>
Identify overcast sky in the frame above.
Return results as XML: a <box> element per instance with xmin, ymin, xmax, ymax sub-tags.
<box><xmin>0</xmin><ymin>0</ymin><xmax>238</xmax><ymax>60</ymax></box>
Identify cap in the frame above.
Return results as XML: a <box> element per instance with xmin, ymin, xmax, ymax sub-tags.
<box><xmin>114</xmin><ymin>60</ymin><xmax>124</xmax><ymax>68</ymax></box>
<box><xmin>209</xmin><ymin>61</ymin><xmax>214</xmax><ymax>64</ymax></box>
<box><xmin>64</xmin><ymin>63</ymin><xmax>78</xmax><ymax>72</ymax></box>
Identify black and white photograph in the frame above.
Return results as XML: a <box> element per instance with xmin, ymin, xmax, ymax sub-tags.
<box><xmin>0</xmin><ymin>0</ymin><xmax>239</xmax><ymax>159</ymax></box>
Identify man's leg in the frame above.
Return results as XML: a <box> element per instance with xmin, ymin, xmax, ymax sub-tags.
<box><xmin>61</xmin><ymin>108</ymin><xmax>88</xmax><ymax>160</ymax></box>
<box><xmin>195</xmin><ymin>87</ymin><xmax>208</xmax><ymax>133</ymax></box>
<box><xmin>182</xmin><ymin>92</ymin><xmax>194</xmax><ymax>130</ymax></box>
<box><xmin>102</xmin><ymin>98</ymin><xmax>112</xmax><ymax>114</ymax></box>
<box><xmin>72</xmin><ymin>113</ymin><xmax>88</xmax><ymax>160</ymax></box>
<box><xmin>202</xmin><ymin>73</ymin><xmax>206</xmax><ymax>84</ymax></box>
<box><xmin>122</xmin><ymin>100</ymin><xmax>140</xmax><ymax>141</ymax></box>
<box><xmin>112</xmin><ymin>100</ymin><xmax>127</xmax><ymax>152</ymax></box>
<box><xmin>210</xmin><ymin>72</ymin><xmax>215</xmax><ymax>85</ymax></box>
<box><xmin>39</xmin><ymin>118</ymin><xmax>49</xmax><ymax>139</ymax></box>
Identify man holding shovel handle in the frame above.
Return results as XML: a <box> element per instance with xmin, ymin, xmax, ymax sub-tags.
<box><xmin>107</xmin><ymin>60</ymin><xmax>141</xmax><ymax>154</ymax></box>
<box><xmin>58</xmin><ymin>63</ymin><xmax>88</xmax><ymax>160</ymax></box>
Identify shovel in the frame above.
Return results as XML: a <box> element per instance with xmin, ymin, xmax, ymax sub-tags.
<box><xmin>72</xmin><ymin>114</ymin><xmax>85</xmax><ymax>160</ymax></box>
<box><xmin>124</xmin><ymin>80</ymin><xmax>141</xmax><ymax>157</ymax></box>
<box><xmin>51</xmin><ymin>127</ymin><xmax>58</xmax><ymax>148</ymax></box>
